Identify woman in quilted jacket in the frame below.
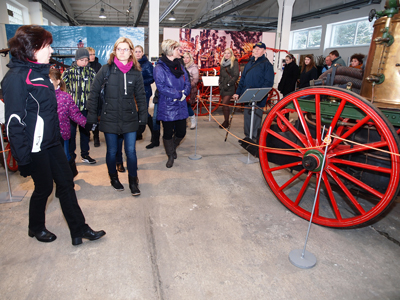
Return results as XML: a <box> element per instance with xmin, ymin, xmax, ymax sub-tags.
<box><xmin>153</xmin><ymin>39</ymin><xmax>191</xmax><ymax>168</ymax></box>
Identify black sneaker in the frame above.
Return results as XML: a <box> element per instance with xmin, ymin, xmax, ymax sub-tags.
<box><xmin>82</xmin><ymin>155</ymin><xmax>96</xmax><ymax>164</ymax></box>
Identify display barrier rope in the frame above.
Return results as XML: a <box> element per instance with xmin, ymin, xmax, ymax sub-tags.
<box><xmin>198</xmin><ymin>97</ymin><xmax>400</xmax><ymax>157</ymax></box>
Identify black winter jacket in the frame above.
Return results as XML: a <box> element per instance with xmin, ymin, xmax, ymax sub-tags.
<box><xmin>278</xmin><ymin>61</ymin><xmax>299</xmax><ymax>96</ymax></box>
<box><xmin>138</xmin><ymin>55</ymin><xmax>154</xmax><ymax>102</ymax></box>
<box><xmin>1</xmin><ymin>58</ymin><xmax>60</xmax><ymax>166</ymax></box>
<box><xmin>89</xmin><ymin>57</ymin><xmax>102</xmax><ymax>73</ymax></box>
<box><xmin>87</xmin><ymin>63</ymin><xmax>147</xmax><ymax>134</ymax></box>
<box><xmin>299</xmin><ymin>66</ymin><xmax>318</xmax><ymax>89</ymax></box>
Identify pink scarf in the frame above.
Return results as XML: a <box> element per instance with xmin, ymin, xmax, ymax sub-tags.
<box><xmin>114</xmin><ymin>57</ymin><xmax>133</xmax><ymax>73</ymax></box>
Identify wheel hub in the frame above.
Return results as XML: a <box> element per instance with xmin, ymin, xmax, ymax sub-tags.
<box><xmin>302</xmin><ymin>150</ymin><xmax>324</xmax><ymax>172</ymax></box>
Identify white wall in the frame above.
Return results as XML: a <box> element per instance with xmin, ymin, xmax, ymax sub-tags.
<box><xmin>289</xmin><ymin>2</ymin><xmax>386</xmax><ymax>64</ymax></box>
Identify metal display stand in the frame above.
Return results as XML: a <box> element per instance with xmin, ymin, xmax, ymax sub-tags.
<box><xmin>289</xmin><ymin>127</ymin><xmax>332</xmax><ymax>269</ymax></box>
<box><xmin>189</xmin><ymin>91</ymin><xmax>202</xmax><ymax>160</ymax></box>
<box><xmin>237</xmin><ymin>88</ymin><xmax>271</xmax><ymax>164</ymax></box>
<box><xmin>202</xmin><ymin>76</ymin><xmax>220</xmax><ymax>122</ymax></box>
<box><xmin>0</xmin><ymin>130</ymin><xmax>26</xmax><ymax>203</ymax></box>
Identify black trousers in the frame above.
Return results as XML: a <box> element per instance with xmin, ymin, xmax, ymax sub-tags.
<box><xmin>162</xmin><ymin>119</ymin><xmax>186</xmax><ymax>140</ymax></box>
<box><xmin>29</xmin><ymin>144</ymin><xmax>88</xmax><ymax>238</ymax></box>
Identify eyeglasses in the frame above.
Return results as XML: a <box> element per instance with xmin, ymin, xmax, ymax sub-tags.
<box><xmin>117</xmin><ymin>48</ymin><xmax>131</xmax><ymax>53</ymax></box>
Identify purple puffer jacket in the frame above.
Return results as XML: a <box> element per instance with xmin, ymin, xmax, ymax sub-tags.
<box><xmin>154</xmin><ymin>60</ymin><xmax>191</xmax><ymax>122</ymax></box>
<box><xmin>56</xmin><ymin>88</ymin><xmax>86</xmax><ymax>140</ymax></box>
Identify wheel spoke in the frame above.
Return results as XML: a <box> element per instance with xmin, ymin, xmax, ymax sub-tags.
<box><xmin>329</xmin><ymin>99</ymin><xmax>347</xmax><ymax>129</ymax></box>
<box><xmin>329</xmin><ymin>115</ymin><xmax>372</xmax><ymax>150</ymax></box>
<box><xmin>328</xmin><ymin>141</ymin><xmax>388</xmax><ymax>158</ymax></box>
<box><xmin>270</xmin><ymin>161</ymin><xmax>303</xmax><ymax>173</ymax></box>
<box><xmin>293</xmin><ymin>98</ymin><xmax>315</xmax><ymax>147</ymax></box>
<box><xmin>278</xmin><ymin>168</ymin><xmax>307</xmax><ymax>191</ymax></box>
<box><xmin>294</xmin><ymin>171</ymin><xmax>313</xmax><ymax>206</ymax></box>
<box><xmin>322</xmin><ymin>172</ymin><xmax>342</xmax><ymax>220</ymax></box>
<box><xmin>329</xmin><ymin>158</ymin><xmax>392</xmax><ymax>174</ymax></box>
<box><xmin>266</xmin><ymin>129</ymin><xmax>306</xmax><ymax>153</ymax></box>
<box><xmin>329</xmin><ymin>164</ymin><xmax>383</xmax><ymax>198</ymax></box>
<box><xmin>263</xmin><ymin>149</ymin><xmax>303</xmax><ymax>157</ymax></box>
<box><xmin>326</xmin><ymin>169</ymin><xmax>366</xmax><ymax>215</ymax></box>
<box><xmin>315</xmin><ymin>94</ymin><xmax>321</xmax><ymax>146</ymax></box>
<box><xmin>276</xmin><ymin>110</ymin><xmax>308</xmax><ymax>147</ymax></box>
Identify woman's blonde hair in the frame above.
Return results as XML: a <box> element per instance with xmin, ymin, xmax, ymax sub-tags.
<box><xmin>134</xmin><ymin>45</ymin><xmax>144</xmax><ymax>53</ymax></box>
<box><xmin>107</xmin><ymin>37</ymin><xmax>141</xmax><ymax>70</ymax></box>
<box><xmin>161</xmin><ymin>39</ymin><xmax>180</xmax><ymax>56</ymax></box>
<box><xmin>183</xmin><ymin>52</ymin><xmax>193</xmax><ymax>66</ymax></box>
<box><xmin>220</xmin><ymin>48</ymin><xmax>235</xmax><ymax>68</ymax></box>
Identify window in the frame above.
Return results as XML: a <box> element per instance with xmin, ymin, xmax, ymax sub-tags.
<box><xmin>290</xmin><ymin>27</ymin><xmax>322</xmax><ymax>50</ymax></box>
<box><xmin>7</xmin><ymin>3</ymin><xmax>23</xmax><ymax>24</ymax></box>
<box><xmin>330</xmin><ymin>18</ymin><xmax>373</xmax><ymax>47</ymax></box>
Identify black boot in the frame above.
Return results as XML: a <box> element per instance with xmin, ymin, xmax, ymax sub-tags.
<box><xmin>129</xmin><ymin>175</ymin><xmax>140</xmax><ymax>196</ymax></box>
<box><xmin>163</xmin><ymin>138</ymin><xmax>175</xmax><ymax>168</ymax></box>
<box><xmin>109</xmin><ymin>173</ymin><xmax>124</xmax><ymax>191</ymax></box>
<box><xmin>173</xmin><ymin>136</ymin><xmax>184</xmax><ymax>159</ymax></box>
<box><xmin>93</xmin><ymin>126</ymin><xmax>100</xmax><ymax>147</ymax></box>
<box><xmin>72</xmin><ymin>226</ymin><xmax>106</xmax><ymax>246</ymax></box>
<box><xmin>146</xmin><ymin>130</ymin><xmax>160</xmax><ymax>149</ymax></box>
<box><xmin>69</xmin><ymin>159</ymin><xmax>78</xmax><ymax>177</ymax></box>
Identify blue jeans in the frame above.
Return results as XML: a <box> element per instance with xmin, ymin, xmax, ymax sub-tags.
<box><xmin>116</xmin><ymin>134</ymin><xmax>124</xmax><ymax>164</ymax></box>
<box><xmin>187</xmin><ymin>102</ymin><xmax>194</xmax><ymax>117</ymax></box>
<box><xmin>104</xmin><ymin>132</ymin><xmax>137</xmax><ymax>177</ymax></box>
<box><xmin>153</xmin><ymin>103</ymin><xmax>160</xmax><ymax>131</ymax></box>
<box><xmin>63</xmin><ymin>140</ymin><xmax>71</xmax><ymax>161</ymax></box>
<box><xmin>69</xmin><ymin>110</ymin><xmax>90</xmax><ymax>159</ymax></box>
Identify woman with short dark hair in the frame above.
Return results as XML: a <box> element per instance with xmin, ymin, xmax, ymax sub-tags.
<box><xmin>1</xmin><ymin>25</ymin><xmax>105</xmax><ymax>246</ymax></box>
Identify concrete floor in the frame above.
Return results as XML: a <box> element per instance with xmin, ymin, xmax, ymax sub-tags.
<box><xmin>1</xmin><ymin>111</ymin><xmax>400</xmax><ymax>300</ymax></box>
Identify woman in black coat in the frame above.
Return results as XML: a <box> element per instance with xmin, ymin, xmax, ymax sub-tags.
<box><xmin>2</xmin><ymin>25</ymin><xmax>105</xmax><ymax>246</ymax></box>
<box><xmin>87</xmin><ymin>37</ymin><xmax>147</xmax><ymax>196</ymax></box>
<box><xmin>278</xmin><ymin>54</ymin><xmax>299</xmax><ymax>97</ymax></box>
<box><xmin>299</xmin><ymin>54</ymin><xmax>318</xmax><ymax>89</ymax></box>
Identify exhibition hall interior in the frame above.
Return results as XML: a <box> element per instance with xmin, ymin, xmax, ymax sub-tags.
<box><xmin>1</xmin><ymin>0</ymin><xmax>400</xmax><ymax>299</ymax></box>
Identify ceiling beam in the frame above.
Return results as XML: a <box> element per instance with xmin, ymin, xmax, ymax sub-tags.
<box><xmin>263</xmin><ymin>0</ymin><xmax>382</xmax><ymax>30</ymax></box>
<box><xmin>135</xmin><ymin>0</ymin><xmax>148</xmax><ymax>27</ymax></box>
<box><xmin>192</xmin><ymin>0</ymin><xmax>265</xmax><ymax>29</ymax></box>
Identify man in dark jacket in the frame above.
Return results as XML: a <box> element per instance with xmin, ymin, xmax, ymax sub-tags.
<box><xmin>233</xmin><ymin>42</ymin><xmax>274</xmax><ymax>140</ymax></box>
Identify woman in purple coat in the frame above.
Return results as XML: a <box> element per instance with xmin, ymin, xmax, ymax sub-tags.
<box><xmin>154</xmin><ymin>39</ymin><xmax>191</xmax><ymax>168</ymax></box>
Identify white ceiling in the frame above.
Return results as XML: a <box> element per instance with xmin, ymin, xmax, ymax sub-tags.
<box><xmin>36</xmin><ymin>0</ymin><xmax>382</xmax><ymax>31</ymax></box>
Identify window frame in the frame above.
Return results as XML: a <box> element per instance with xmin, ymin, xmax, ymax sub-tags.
<box><xmin>289</xmin><ymin>26</ymin><xmax>322</xmax><ymax>51</ymax></box>
<box><xmin>329</xmin><ymin>17</ymin><xmax>373</xmax><ymax>48</ymax></box>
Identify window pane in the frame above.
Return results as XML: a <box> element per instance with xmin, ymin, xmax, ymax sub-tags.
<box><xmin>292</xmin><ymin>31</ymin><xmax>307</xmax><ymax>49</ymax></box>
<box><xmin>332</xmin><ymin>22</ymin><xmax>356</xmax><ymax>46</ymax></box>
<box><xmin>355</xmin><ymin>20</ymin><xmax>373</xmax><ymax>45</ymax></box>
<box><xmin>308</xmin><ymin>29</ymin><xmax>321</xmax><ymax>47</ymax></box>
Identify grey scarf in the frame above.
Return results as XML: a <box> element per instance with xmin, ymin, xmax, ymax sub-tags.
<box><xmin>221</xmin><ymin>59</ymin><xmax>231</xmax><ymax>68</ymax></box>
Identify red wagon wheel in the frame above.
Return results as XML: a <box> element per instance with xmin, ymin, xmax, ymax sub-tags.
<box><xmin>259</xmin><ymin>86</ymin><xmax>400</xmax><ymax>228</ymax></box>
<box><xmin>264</xmin><ymin>87</ymin><xmax>280</xmax><ymax>113</ymax></box>
<box><xmin>193</xmin><ymin>82</ymin><xmax>221</xmax><ymax>116</ymax></box>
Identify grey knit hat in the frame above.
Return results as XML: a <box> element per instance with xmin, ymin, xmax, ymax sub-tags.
<box><xmin>75</xmin><ymin>48</ymin><xmax>89</xmax><ymax>60</ymax></box>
